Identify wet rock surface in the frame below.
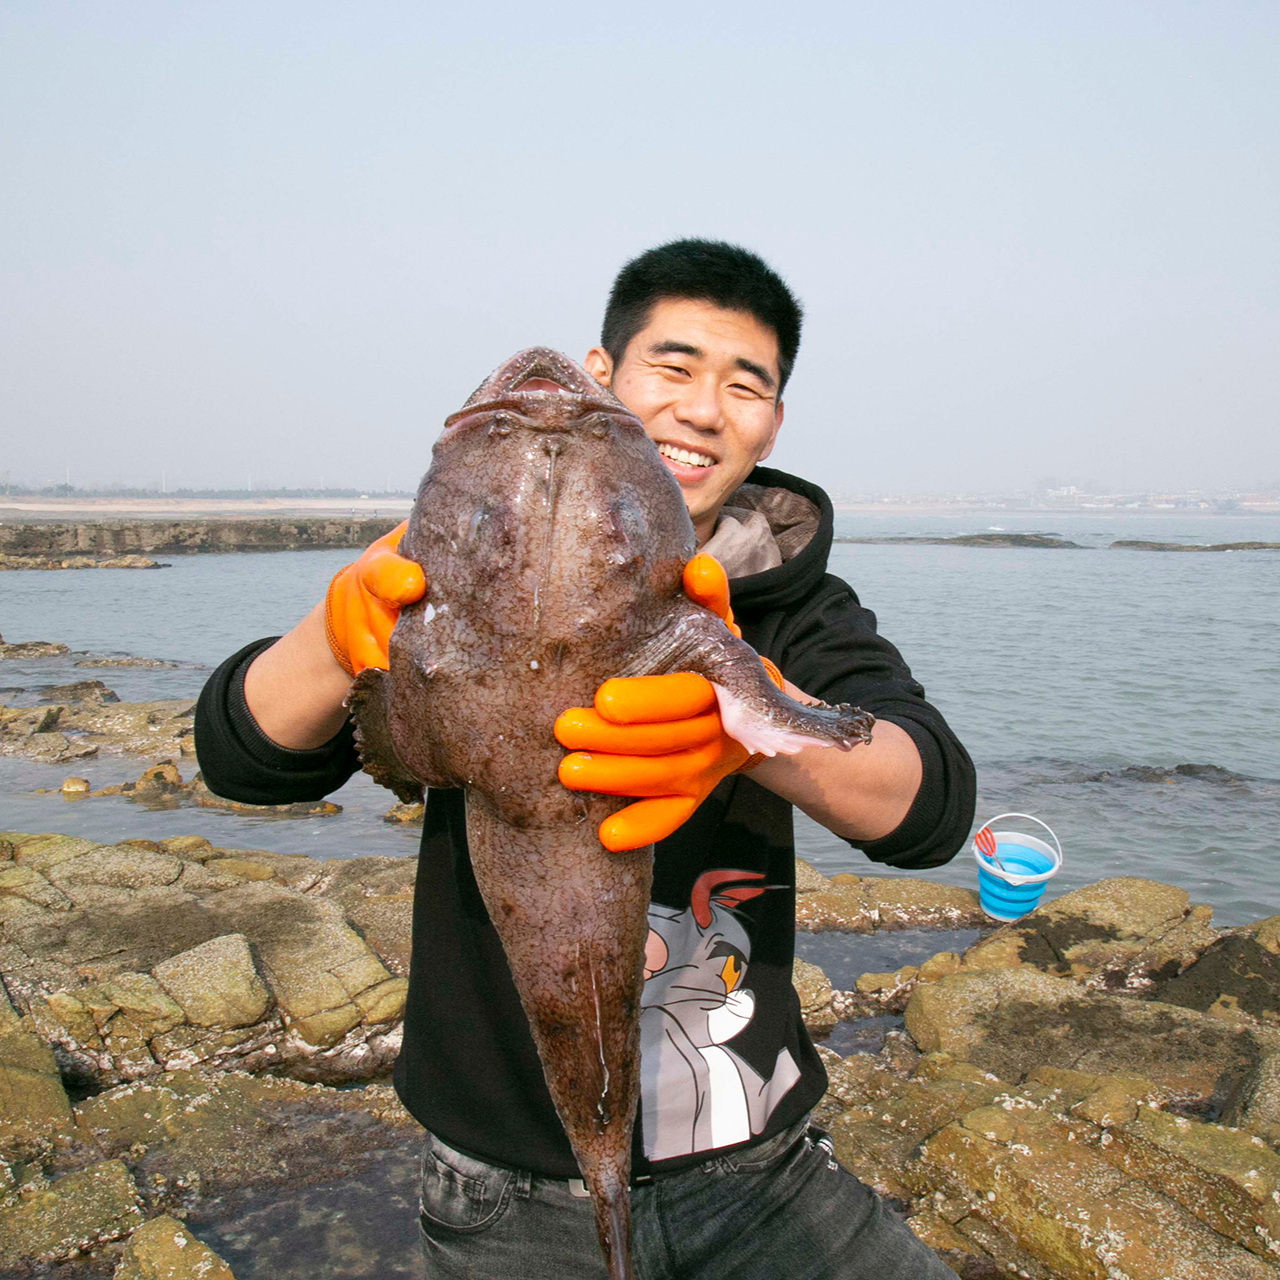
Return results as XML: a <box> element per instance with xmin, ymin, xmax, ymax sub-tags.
<box><xmin>0</xmin><ymin>1067</ymin><xmax>419</xmax><ymax>1278</ymax></box>
<box><xmin>84</xmin><ymin>761</ymin><xmax>342</xmax><ymax>818</ymax></box>
<box><xmin>0</xmin><ymin>700</ymin><xmax>198</xmax><ymax>765</ymax></box>
<box><xmin>0</xmin><ymin>831</ymin><xmax>407</xmax><ymax>1088</ymax></box>
<box><xmin>1151</xmin><ymin>915</ymin><xmax>1280</xmax><ymax>1026</ymax></box>
<box><xmin>114</xmin><ymin>1214</ymin><xmax>236</xmax><ymax>1279</ymax></box>
<box><xmin>954</xmin><ymin>877</ymin><xmax>1222</xmax><ymax>993</ymax></box>
<box><xmin>4</xmin><ymin>842</ymin><xmax>1280</xmax><ymax>1277</ymax></box>
<box><xmin>0</xmin><ymin>640</ymin><xmax>71</xmax><ymax>660</ymax></box>
<box><xmin>37</xmin><ymin>682</ymin><xmax>121</xmax><ymax>706</ymax></box>
<box><xmin>0</xmin><ymin>554</ymin><xmax>163</xmax><ymax>571</ymax></box>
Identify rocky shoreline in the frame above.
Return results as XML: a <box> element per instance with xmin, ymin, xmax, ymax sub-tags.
<box><xmin>3</xmin><ymin>821</ymin><xmax>1280</xmax><ymax>1278</ymax></box>
<box><xmin>0</xmin><ymin>519</ymin><xmax>400</xmax><ymax>560</ymax></box>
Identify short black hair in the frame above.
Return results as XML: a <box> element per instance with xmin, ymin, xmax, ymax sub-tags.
<box><xmin>601</xmin><ymin>239</ymin><xmax>803</xmax><ymax>393</ymax></box>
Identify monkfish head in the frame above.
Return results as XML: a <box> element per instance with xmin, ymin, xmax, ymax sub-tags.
<box><xmin>399</xmin><ymin>347</ymin><xmax>696</xmax><ymax>647</ymax></box>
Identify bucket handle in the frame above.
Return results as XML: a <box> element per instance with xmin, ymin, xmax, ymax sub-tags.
<box><xmin>975</xmin><ymin>813</ymin><xmax>1062</xmax><ymax>871</ymax></box>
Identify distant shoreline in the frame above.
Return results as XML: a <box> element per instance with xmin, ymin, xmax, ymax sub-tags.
<box><xmin>0</xmin><ymin>496</ymin><xmax>414</xmax><ymax>521</ymax></box>
<box><xmin>1</xmin><ymin>496</ymin><xmax>1276</xmax><ymax>522</ymax></box>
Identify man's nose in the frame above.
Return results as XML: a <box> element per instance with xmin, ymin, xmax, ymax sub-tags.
<box><xmin>673</xmin><ymin>378</ymin><xmax>722</xmax><ymax>432</ymax></box>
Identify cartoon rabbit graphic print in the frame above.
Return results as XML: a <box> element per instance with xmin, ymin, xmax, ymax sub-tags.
<box><xmin>639</xmin><ymin>869</ymin><xmax>801</xmax><ymax>1161</ymax></box>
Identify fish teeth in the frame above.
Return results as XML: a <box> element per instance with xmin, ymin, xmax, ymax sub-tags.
<box><xmin>657</xmin><ymin>443</ymin><xmax>715</xmax><ymax>468</ymax></box>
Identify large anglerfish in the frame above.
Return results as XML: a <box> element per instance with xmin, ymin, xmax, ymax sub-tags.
<box><xmin>347</xmin><ymin>348</ymin><xmax>874</xmax><ymax>1280</ymax></box>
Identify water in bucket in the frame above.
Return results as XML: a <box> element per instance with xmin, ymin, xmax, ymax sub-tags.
<box><xmin>972</xmin><ymin>814</ymin><xmax>1062</xmax><ymax>921</ymax></box>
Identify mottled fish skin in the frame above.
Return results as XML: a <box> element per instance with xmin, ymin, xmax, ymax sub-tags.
<box><xmin>348</xmin><ymin>347</ymin><xmax>873</xmax><ymax>1280</ymax></box>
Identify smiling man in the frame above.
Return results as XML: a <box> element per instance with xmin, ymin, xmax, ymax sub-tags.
<box><xmin>195</xmin><ymin>240</ymin><xmax>973</xmax><ymax>1278</ymax></box>
<box><xmin>590</xmin><ymin>295</ymin><xmax>786</xmax><ymax>545</ymax></box>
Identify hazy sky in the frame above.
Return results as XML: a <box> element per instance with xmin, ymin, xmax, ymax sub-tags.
<box><xmin>2</xmin><ymin>2</ymin><xmax>1277</xmax><ymax>495</ymax></box>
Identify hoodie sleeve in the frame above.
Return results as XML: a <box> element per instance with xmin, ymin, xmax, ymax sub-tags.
<box><xmin>194</xmin><ymin>638</ymin><xmax>361</xmax><ymax>805</ymax></box>
<box><xmin>770</xmin><ymin>576</ymin><xmax>976</xmax><ymax>870</ymax></box>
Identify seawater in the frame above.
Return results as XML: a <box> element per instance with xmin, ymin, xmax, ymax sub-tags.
<box><xmin>2</xmin><ymin>510</ymin><xmax>1279</xmax><ymax>927</ymax></box>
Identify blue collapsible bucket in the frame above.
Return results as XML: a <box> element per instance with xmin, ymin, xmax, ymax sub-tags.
<box><xmin>972</xmin><ymin>813</ymin><xmax>1062</xmax><ymax>922</ymax></box>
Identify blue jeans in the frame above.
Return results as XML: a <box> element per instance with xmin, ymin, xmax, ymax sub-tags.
<box><xmin>417</xmin><ymin>1118</ymin><xmax>958</xmax><ymax>1279</ymax></box>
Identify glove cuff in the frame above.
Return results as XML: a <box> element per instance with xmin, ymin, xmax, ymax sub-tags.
<box><xmin>324</xmin><ymin>572</ymin><xmax>356</xmax><ymax>677</ymax></box>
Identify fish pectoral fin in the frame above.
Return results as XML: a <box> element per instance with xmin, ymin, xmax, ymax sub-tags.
<box><xmin>710</xmin><ymin>682</ymin><xmax>873</xmax><ymax>757</ymax></box>
<box><xmin>621</xmin><ymin>606</ymin><xmax>874</xmax><ymax>758</ymax></box>
<box><xmin>345</xmin><ymin>668</ymin><xmax>427</xmax><ymax>805</ymax></box>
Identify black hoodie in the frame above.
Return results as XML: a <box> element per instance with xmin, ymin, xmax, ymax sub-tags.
<box><xmin>194</xmin><ymin>466</ymin><xmax>975</xmax><ymax>1179</ymax></box>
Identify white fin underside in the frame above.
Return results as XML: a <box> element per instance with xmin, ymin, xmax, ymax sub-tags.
<box><xmin>712</xmin><ymin>685</ymin><xmax>837</xmax><ymax>758</ymax></box>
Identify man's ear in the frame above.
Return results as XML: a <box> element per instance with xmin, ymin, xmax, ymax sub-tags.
<box><xmin>756</xmin><ymin>401</ymin><xmax>785</xmax><ymax>462</ymax></box>
<box><xmin>583</xmin><ymin>346</ymin><xmax>612</xmax><ymax>387</ymax></box>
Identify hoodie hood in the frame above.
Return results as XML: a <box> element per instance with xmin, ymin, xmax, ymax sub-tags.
<box><xmin>721</xmin><ymin>466</ymin><xmax>834</xmax><ymax>617</ymax></box>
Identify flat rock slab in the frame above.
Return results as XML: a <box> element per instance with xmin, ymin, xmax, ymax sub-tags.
<box><xmin>959</xmin><ymin>877</ymin><xmax>1220</xmax><ymax>990</ymax></box>
<box><xmin>0</xmin><ymin>1029</ymin><xmax>75</xmax><ymax>1158</ymax></box>
<box><xmin>152</xmin><ymin>934</ymin><xmax>271</xmax><ymax>1029</ymax></box>
<box><xmin>796</xmin><ymin>873</ymin><xmax>984</xmax><ymax>932</ymax></box>
<box><xmin>911</xmin><ymin>1105</ymin><xmax>1277</xmax><ymax>1279</ymax></box>
<box><xmin>0</xmin><ymin>699</ymin><xmax>197</xmax><ymax>763</ymax></box>
<box><xmin>905</xmin><ymin>968</ymin><xmax>1280</xmax><ymax>1122</ymax></box>
<box><xmin>0</xmin><ymin>1159</ymin><xmax>142</xmax><ymax>1268</ymax></box>
<box><xmin>1</xmin><ymin>832</ymin><xmax>410</xmax><ymax>1087</ymax></box>
<box><xmin>115</xmin><ymin>1214</ymin><xmax>236</xmax><ymax>1279</ymax></box>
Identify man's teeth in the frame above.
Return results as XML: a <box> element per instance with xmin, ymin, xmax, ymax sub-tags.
<box><xmin>657</xmin><ymin>443</ymin><xmax>715</xmax><ymax>468</ymax></box>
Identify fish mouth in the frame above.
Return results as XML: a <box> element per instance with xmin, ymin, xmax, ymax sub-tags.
<box><xmin>441</xmin><ymin>347</ymin><xmax>634</xmax><ymax>436</ymax></box>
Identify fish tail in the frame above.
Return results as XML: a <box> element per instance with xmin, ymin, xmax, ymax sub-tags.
<box><xmin>604</xmin><ymin>1198</ymin><xmax>635</xmax><ymax>1280</ymax></box>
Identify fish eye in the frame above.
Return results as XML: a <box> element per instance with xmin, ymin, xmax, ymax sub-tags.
<box><xmin>461</xmin><ymin>502</ymin><xmax>513</xmax><ymax>551</ymax></box>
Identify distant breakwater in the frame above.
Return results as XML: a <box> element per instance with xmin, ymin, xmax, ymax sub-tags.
<box><xmin>835</xmin><ymin>534</ymin><xmax>1083</xmax><ymax>548</ymax></box>
<box><xmin>0</xmin><ymin>517</ymin><xmax>402</xmax><ymax>557</ymax></box>
<box><xmin>836</xmin><ymin>534</ymin><xmax>1280</xmax><ymax>551</ymax></box>
<box><xmin>1111</xmin><ymin>539</ymin><xmax>1280</xmax><ymax>552</ymax></box>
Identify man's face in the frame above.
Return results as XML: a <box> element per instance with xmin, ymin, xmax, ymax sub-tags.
<box><xmin>584</xmin><ymin>298</ymin><xmax>785</xmax><ymax>543</ymax></box>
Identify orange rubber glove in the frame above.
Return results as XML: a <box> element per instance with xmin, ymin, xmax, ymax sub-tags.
<box><xmin>324</xmin><ymin>521</ymin><xmax>426</xmax><ymax>676</ymax></box>
<box><xmin>555</xmin><ymin>555</ymin><xmax>785</xmax><ymax>852</ymax></box>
